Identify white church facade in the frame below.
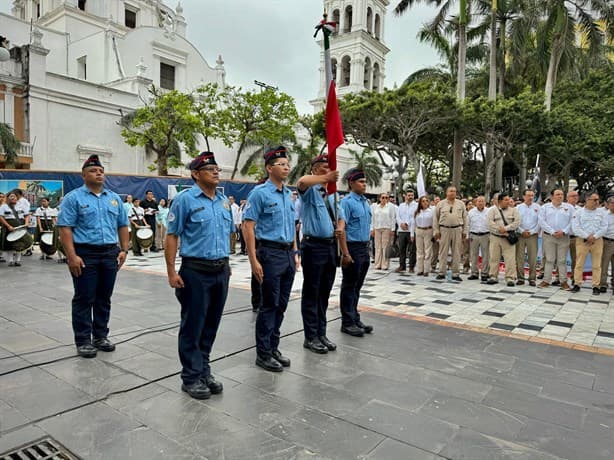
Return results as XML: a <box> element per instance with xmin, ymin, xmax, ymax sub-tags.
<box><xmin>0</xmin><ymin>0</ymin><xmax>229</xmax><ymax>175</ymax></box>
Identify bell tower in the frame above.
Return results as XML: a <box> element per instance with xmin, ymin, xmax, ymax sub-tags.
<box><xmin>312</xmin><ymin>0</ymin><xmax>390</xmax><ymax>111</ymax></box>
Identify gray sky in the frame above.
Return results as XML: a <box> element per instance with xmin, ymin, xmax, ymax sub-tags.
<box><xmin>1</xmin><ymin>1</ymin><xmax>441</xmax><ymax>113</ymax></box>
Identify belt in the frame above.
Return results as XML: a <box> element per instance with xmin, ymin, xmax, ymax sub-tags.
<box><xmin>257</xmin><ymin>239</ymin><xmax>293</xmax><ymax>250</ymax></box>
<box><xmin>417</xmin><ymin>226</ymin><xmax>432</xmax><ymax>230</ymax></box>
<box><xmin>491</xmin><ymin>233</ymin><xmax>508</xmax><ymax>238</ymax></box>
<box><xmin>569</xmin><ymin>235</ymin><xmax>576</xmax><ymax>239</ymax></box>
<box><xmin>74</xmin><ymin>243</ymin><xmax>117</xmax><ymax>250</ymax></box>
<box><xmin>347</xmin><ymin>241</ymin><xmax>370</xmax><ymax>246</ymax></box>
<box><xmin>440</xmin><ymin>225</ymin><xmax>461</xmax><ymax>229</ymax></box>
<box><xmin>543</xmin><ymin>232</ymin><xmax>564</xmax><ymax>236</ymax></box>
<box><xmin>303</xmin><ymin>235</ymin><xmax>335</xmax><ymax>244</ymax></box>
<box><xmin>470</xmin><ymin>232</ymin><xmax>489</xmax><ymax>236</ymax></box>
<box><xmin>181</xmin><ymin>257</ymin><xmax>229</xmax><ymax>274</ymax></box>
<box><xmin>604</xmin><ymin>236</ymin><xmax>614</xmax><ymax>242</ymax></box>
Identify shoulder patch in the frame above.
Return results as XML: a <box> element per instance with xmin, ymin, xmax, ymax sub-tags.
<box><xmin>168</xmin><ymin>212</ymin><xmax>175</xmax><ymax>222</ymax></box>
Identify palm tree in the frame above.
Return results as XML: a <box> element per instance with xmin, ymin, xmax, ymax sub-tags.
<box><xmin>0</xmin><ymin>123</ymin><xmax>20</xmax><ymax>168</ymax></box>
<box><xmin>348</xmin><ymin>149</ymin><xmax>383</xmax><ymax>187</ymax></box>
<box><xmin>539</xmin><ymin>0</ymin><xmax>613</xmax><ymax>110</ymax></box>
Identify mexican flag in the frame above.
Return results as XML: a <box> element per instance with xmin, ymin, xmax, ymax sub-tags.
<box><xmin>316</xmin><ymin>16</ymin><xmax>344</xmax><ymax>194</ymax></box>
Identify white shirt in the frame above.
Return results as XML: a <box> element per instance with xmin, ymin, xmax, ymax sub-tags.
<box><xmin>35</xmin><ymin>206</ymin><xmax>58</xmax><ymax>220</ymax></box>
<box><xmin>16</xmin><ymin>197</ymin><xmax>30</xmax><ymax>214</ymax></box>
<box><xmin>517</xmin><ymin>202</ymin><xmax>541</xmax><ymax>234</ymax></box>
<box><xmin>371</xmin><ymin>202</ymin><xmax>396</xmax><ymax>231</ymax></box>
<box><xmin>538</xmin><ymin>202</ymin><xmax>574</xmax><ymax>235</ymax></box>
<box><xmin>572</xmin><ymin>207</ymin><xmax>607</xmax><ymax>239</ymax></box>
<box><xmin>411</xmin><ymin>208</ymin><xmax>434</xmax><ymax>236</ymax></box>
<box><xmin>130</xmin><ymin>206</ymin><xmax>145</xmax><ymax>221</ymax></box>
<box><xmin>0</xmin><ymin>203</ymin><xmax>27</xmax><ymax>221</ymax></box>
<box><xmin>231</xmin><ymin>202</ymin><xmax>241</xmax><ymax>225</ymax></box>
<box><xmin>467</xmin><ymin>207</ymin><xmax>489</xmax><ymax>234</ymax></box>
<box><xmin>396</xmin><ymin>201</ymin><xmax>418</xmax><ymax>233</ymax></box>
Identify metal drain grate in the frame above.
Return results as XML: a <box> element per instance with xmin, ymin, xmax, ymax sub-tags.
<box><xmin>0</xmin><ymin>437</ymin><xmax>81</xmax><ymax>460</ymax></box>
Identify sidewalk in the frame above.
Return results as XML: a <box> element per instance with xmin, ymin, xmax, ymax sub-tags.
<box><xmin>0</xmin><ymin>252</ymin><xmax>613</xmax><ymax>459</ymax></box>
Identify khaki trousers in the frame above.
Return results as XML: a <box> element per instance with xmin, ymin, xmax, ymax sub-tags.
<box><xmin>600</xmin><ymin>239</ymin><xmax>614</xmax><ymax>288</ymax></box>
<box><xmin>431</xmin><ymin>239</ymin><xmax>440</xmax><ymax>271</ymax></box>
<box><xmin>569</xmin><ymin>237</ymin><xmax>577</xmax><ymax>273</ymax></box>
<box><xmin>155</xmin><ymin>223</ymin><xmax>166</xmax><ymax>249</ymax></box>
<box><xmin>438</xmin><ymin>227</ymin><xmax>463</xmax><ymax>276</ymax></box>
<box><xmin>542</xmin><ymin>234</ymin><xmax>570</xmax><ymax>283</ymax></box>
<box><xmin>415</xmin><ymin>228</ymin><xmax>433</xmax><ymax>274</ymax></box>
<box><xmin>374</xmin><ymin>228</ymin><xmax>392</xmax><ymax>269</ymax></box>
<box><xmin>469</xmin><ymin>234</ymin><xmax>490</xmax><ymax>276</ymax></box>
<box><xmin>489</xmin><ymin>235</ymin><xmax>517</xmax><ymax>281</ymax></box>
<box><xmin>516</xmin><ymin>234</ymin><xmax>538</xmax><ymax>281</ymax></box>
<box><xmin>574</xmin><ymin>238</ymin><xmax>603</xmax><ymax>287</ymax></box>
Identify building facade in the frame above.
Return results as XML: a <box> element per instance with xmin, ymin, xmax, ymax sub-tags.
<box><xmin>1</xmin><ymin>0</ymin><xmax>228</xmax><ymax>174</ymax></box>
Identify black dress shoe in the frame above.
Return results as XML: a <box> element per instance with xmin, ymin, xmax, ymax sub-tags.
<box><xmin>93</xmin><ymin>337</ymin><xmax>116</xmax><ymax>352</ymax></box>
<box><xmin>356</xmin><ymin>320</ymin><xmax>373</xmax><ymax>334</ymax></box>
<box><xmin>272</xmin><ymin>350</ymin><xmax>291</xmax><ymax>367</ymax></box>
<box><xmin>516</xmin><ymin>279</ymin><xmax>525</xmax><ymax>285</ymax></box>
<box><xmin>319</xmin><ymin>336</ymin><xmax>337</xmax><ymax>351</ymax></box>
<box><xmin>507</xmin><ymin>281</ymin><xmax>515</xmax><ymax>287</ymax></box>
<box><xmin>481</xmin><ymin>276</ymin><xmax>489</xmax><ymax>282</ymax></box>
<box><xmin>435</xmin><ymin>274</ymin><xmax>445</xmax><ymax>280</ymax></box>
<box><xmin>201</xmin><ymin>375</ymin><xmax>223</xmax><ymax>394</ymax></box>
<box><xmin>303</xmin><ymin>338</ymin><xmax>328</xmax><ymax>354</ymax></box>
<box><xmin>486</xmin><ymin>278</ymin><xmax>498</xmax><ymax>285</ymax></box>
<box><xmin>341</xmin><ymin>325</ymin><xmax>364</xmax><ymax>337</ymax></box>
<box><xmin>592</xmin><ymin>287</ymin><xmax>600</xmax><ymax>296</ymax></box>
<box><xmin>467</xmin><ymin>275</ymin><xmax>479</xmax><ymax>280</ymax></box>
<box><xmin>256</xmin><ymin>355</ymin><xmax>283</xmax><ymax>372</ymax></box>
<box><xmin>570</xmin><ymin>285</ymin><xmax>580</xmax><ymax>293</ymax></box>
<box><xmin>76</xmin><ymin>343</ymin><xmax>97</xmax><ymax>358</ymax></box>
<box><xmin>452</xmin><ymin>275</ymin><xmax>462</xmax><ymax>282</ymax></box>
<box><xmin>600</xmin><ymin>286</ymin><xmax>607</xmax><ymax>293</ymax></box>
<box><xmin>552</xmin><ymin>280</ymin><xmax>561</xmax><ymax>286</ymax></box>
<box><xmin>182</xmin><ymin>381</ymin><xmax>211</xmax><ymax>399</ymax></box>
<box><xmin>529</xmin><ymin>280</ymin><xmax>536</xmax><ymax>287</ymax></box>
<box><xmin>537</xmin><ymin>273</ymin><xmax>544</xmax><ymax>279</ymax></box>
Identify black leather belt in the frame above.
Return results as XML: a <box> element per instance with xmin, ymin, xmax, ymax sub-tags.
<box><xmin>569</xmin><ymin>235</ymin><xmax>576</xmax><ymax>239</ymax></box>
<box><xmin>303</xmin><ymin>235</ymin><xmax>335</xmax><ymax>244</ymax></box>
<box><xmin>417</xmin><ymin>226</ymin><xmax>432</xmax><ymax>230</ymax></box>
<box><xmin>182</xmin><ymin>256</ymin><xmax>229</xmax><ymax>274</ymax></box>
<box><xmin>440</xmin><ymin>225</ymin><xmax>461</xmax><ymax>228</ymax></box>
<box><xmin>604</xmin><ymin>236</ymin><xmax>614</xmax><ymax>242</ymax></box>
<box><xmin>257</xmin><ymin>240</ymin><xmax>293</xmax><ymax>250</ymax></box>
<box><xmin>348</xmin><ymin>241</ymin><xmax>370</xmax><ymax>246</ymax></box>
<box><xmin>491</xmin><ymin>234</ymin><xmax>508</xmax><ymax>238</ymax></box>
<box><xmin>74</xmin><ymin>243</ymin><xmax>117</xmax><ymax>250</ymax></box>
<box><xmin>470</xmin><ymin>232</ymin><xmax>489</xmax><ymax>236</ymax></box>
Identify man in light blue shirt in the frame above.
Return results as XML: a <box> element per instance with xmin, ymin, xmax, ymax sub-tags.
<box><xmin>297</xmin><ymin>154</ymin><xmax>346</xmax><ymax>354</ymax></box>
<box><xmin>57</xmin><ymin>154</ymin><xmax>129</xmax><ymax>358</ymax></box>
<box><xmin>165</xmin><ymin>151</ymin><xmax>232</xmax><ymax>400</ymax></box>
<box><xmin>515</xmin><ymin>189</ymin><xmax>541</xmax><ymax>286</ymax></box>
<box><xmin>570</xmin><ymin>192</ymin><xmax>607</xmax><ymax>295</ymax></box>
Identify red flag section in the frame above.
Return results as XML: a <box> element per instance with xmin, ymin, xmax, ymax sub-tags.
<box><xmin>325</xmin><ymin>81</ymin><xmax>344</xmax><ymax>194</ymax></box>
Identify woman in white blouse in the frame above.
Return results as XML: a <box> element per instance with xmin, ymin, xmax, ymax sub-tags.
<box><xmin>412</xmin><ymin>196</ymin><xmax>434</xmax><ymax>276</ymax></box>
<box><xmin>371</xmin><ymin>193</ymin><xmax>396</xmax><ymax>270</ymax></box>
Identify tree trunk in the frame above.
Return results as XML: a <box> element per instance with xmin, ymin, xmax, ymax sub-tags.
<box><xmin>231</xmin><ymin>139</ymin><xmax>246</xmax><ymax>180</ymax></box>
<box><xmin>519</xmin><ymin>151</ymin><xmax>527</xmax><ymax>196</ymax></box>
<box><xmin>484</xmin><ymin>153</ymin><xmax>497</xmax><ymax>201</ymax></box>
<box><xmin>453</xmin><ymin>2</ymin><xmax>467</xmax><ymax>188</ymax></box>
<box><xmin>495</xmin><ymin>156</ymin><xmax>503</xmax><ymax>191</ymax></box>
<box><xmin>488</xmin><ymin>6</ymin><xmax>497</xmax><ymax>101</ymax></box>
<box><xmin>157</xmin><ymin>150</ymin><xmax>168</xmax><ymax>176</ymax></box>
<box><xmin>498</xmin><ymin>18</ymin><xmax>506</xmax><ymax>97</ymax></box>
<box><xmin>452</xmin><ymin>130</ymin><xmax>463</xmax><ymax>188</ymax></box>
<box><xmin>544</xmin><ymin>37</ymin><xmax>562</xmax><ymax>111</ymax></box>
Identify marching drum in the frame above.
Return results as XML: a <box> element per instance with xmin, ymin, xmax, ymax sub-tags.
<box><xmin>40</xmin><ymin>231</ymin><xmax>57</xmax><ymax>256</ymax></box>
<box><xmin>6</xmin><ymin>227</ymin><xmax>34</xmax><ymax>252</ymax></box>
<box><xmin>136</xmin><ymin>228</ymin><xmax>154</xmax><ymax>249</ymax></box>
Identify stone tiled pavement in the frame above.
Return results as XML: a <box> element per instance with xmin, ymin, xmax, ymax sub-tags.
<box><xmin>0</xmin><ymin>249</ymin><xmax>613</xmax><ymax>459</ymax></box>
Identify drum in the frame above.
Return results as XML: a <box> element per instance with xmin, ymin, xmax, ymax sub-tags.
<box><xmin>6</xmin><ymin>227</ymin><xmax>34</xmax><ymax>252</ymax></box>
<box><xmin>40</xmin><ymin>231</ymin><xmax>57</xmax><ymax>255</ymax></box>
<box><xmin>136</xmin><ymin>228</ymin><xmax>154</xmax><ymax>249</ymax></box>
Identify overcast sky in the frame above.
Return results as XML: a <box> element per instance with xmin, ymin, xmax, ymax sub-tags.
<box><xmin>1</xmin><ymin>1</ymin><xmax>441</xmax><ymax>113</ymax></box>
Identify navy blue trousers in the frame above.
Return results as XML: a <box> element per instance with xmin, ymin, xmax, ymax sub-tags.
<box><xmin>255</xmin><ymin>246</ymin><xmax>295</xmax><ymax>358</ymax></box>
<box><xmin>300</xmin><ymin>240</ymin><xmax>337</xmax><ymax>340</ymax></box>
<box><xmin>176</xmin><ymin>264</ymin><xmax>229</xmax><ymax>385</ymax></box>
<box><xmin>340</xmin><ymin>242</ymin><xmax>370</xmax><ymax>327</ymax></box>
<box><xmin>71</xmin><ymin>244</ymin><xmax>119</xmax><ymax>346</ymax></box>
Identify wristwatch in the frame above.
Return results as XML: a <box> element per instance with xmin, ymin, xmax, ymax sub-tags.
<box><xmin>291</xmin><ymin>250</ymin><xmax>300</xmax><ymax>256</ymax></box>
<box><xmin>119</xmin><ymin>249</ymin><xmax>129</xmax><ymax>254</ymax></box>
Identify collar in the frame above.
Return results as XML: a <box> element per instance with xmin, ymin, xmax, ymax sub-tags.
<box><xmin>82</xmin><ymin>184</ymin><xmax>107</xmax><ymax>195</ymax></box>
<box><xmin>264</xmin><ymin>179</ymin><xmax>289</xmax><ymax>194</ymax></box>
<box><xmin>189</xmin><ymin>185</ymin><xmax>222</xmax><ymax>201</ymax></box>
<box><xmin>349</xmin><ymin>191</ymin><xmax>366</xmax><ymax>201</ymax></box>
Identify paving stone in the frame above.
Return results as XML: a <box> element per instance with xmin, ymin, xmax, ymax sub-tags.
<box><xmin>364</xmin><ymin>438</ymin><xmax>444</xmax><ymax>459</ymax></box>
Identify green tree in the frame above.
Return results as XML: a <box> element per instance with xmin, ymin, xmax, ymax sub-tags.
<box><xmin>120</xmin><ymin>86</ymin><xmax>201</xmax><ymax>176</ymax></box>
<box><xmin>0</xmin><ymin>123</ymin><xmax>21</xmax><ymax>168</ymax></box>
<box><xmin>288</xmin><ymin>114</ymin><xmax>324</xmax><ymax>184</ymax></box>
<box><xmin>348</xmin><ymin>149</ymin><xmax>383</xmax><ymax>187</ymax></box>
<box><xmin>193</xmin><ymin>83</ymin><xmax>232</xmax><ymax>152</ymax></box>
<box><xmin>219</xmin><ymin>86</ymin><xmax>299</xmax><ymax>180</ymax></box>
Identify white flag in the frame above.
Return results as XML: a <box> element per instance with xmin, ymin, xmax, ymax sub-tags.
<box><xmin>417</xmin><ymin>163</ymin><xmax>426</xmax><ymax>198</ymax></box>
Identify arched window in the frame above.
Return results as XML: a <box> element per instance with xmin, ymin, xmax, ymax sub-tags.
<box><xmin>344</xmin><ymin>6</ymin><xmax>353</xmax><ymax>33</ymax></box>
<box><xmin>341</xmin><ymin>56</ymin><xmax>351</xmax><ymax>87</ymax></box>
<box><xmin>367</xmin><ymin>7</ymin><xmax>373</xmax><ymax>34</ymax></box>
<box><xmin>372</xmin><ymin>63</ymin><xmax>380</xmax><ymax>91</ymax></box>
<box><xmin>374</xmin><ymin>14</ymin><xmax>381</xmax><ymax>40</ymax></box>
<box><xmin>331</xmin><ymin>58</ymin><xmax>338</xmax><ymax>83</ymax></box>
<box><xmin>363</xmin><ymin>57</ymin><xmax>371</xmax><ymax>89</ymax></box>
<box><xmin>332</xmin><ymin>9</ymin><xmax>340</xmax><ymax>35</ymax></box>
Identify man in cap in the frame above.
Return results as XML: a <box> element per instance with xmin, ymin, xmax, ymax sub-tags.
<box><xmin>165</xmin><ymin>151</ymin><xmax>232</xmax><ymax>400</ymax></box>
<box><xmin>297</xmin><ymin>154</ymin><xmax>345</xmax><ymax>354</ymax></box>
<box><xmin>339</xmin><ymin>168</ymin><xmax>374</xmax><ymax>337</ymax></box>
<box><xmin>57</xmin><ymin>154</ymin><xmax>130</xmax><ymax>358</ymax></box>
<box><xmin>243</xmin><ymin>146</ymin><xmax>299</xmax><ymax>372</ymax></box>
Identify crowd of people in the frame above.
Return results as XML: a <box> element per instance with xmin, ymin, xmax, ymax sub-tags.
<box><xmin>2</xmin><ymin>150</ymin><xmax>612</xmax><ymax>402</ymax></box>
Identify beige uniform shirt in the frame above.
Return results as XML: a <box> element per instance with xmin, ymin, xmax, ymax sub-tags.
<box><xmin>433</xmin><ymin>199</ymin><xmax>468</xmax><ymax>235</ymax></box>
<box><xmin>487</xmin><ymin>206</ymin><xmax>521</xmax><ymax>236</ymax></box>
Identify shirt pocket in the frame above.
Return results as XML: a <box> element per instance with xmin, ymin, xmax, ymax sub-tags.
<box><xmin>78</xmin><ymin>207</ymin><xmax>97</xmax><ymax>229</ymax></box>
